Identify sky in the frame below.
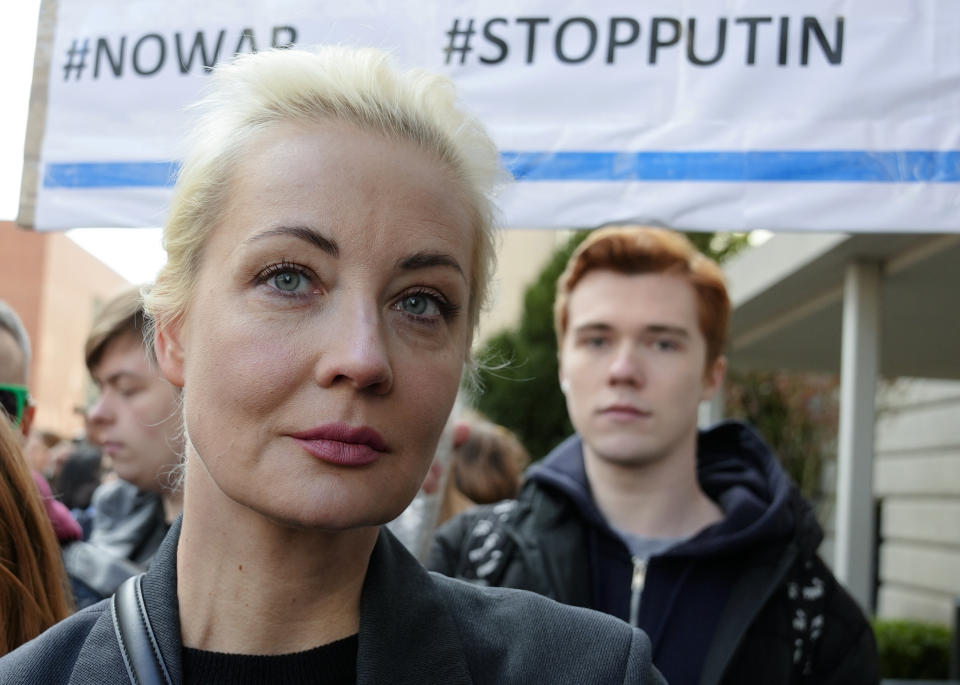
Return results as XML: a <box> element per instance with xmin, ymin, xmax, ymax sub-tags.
<box><xmin>0</xmin><ymin>0</ymin><xmax>166</xmax><ymax>284</ymax></box>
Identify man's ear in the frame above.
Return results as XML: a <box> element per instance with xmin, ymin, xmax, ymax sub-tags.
<box><xmin>557</xmin><ymin>349</ymin><xmax>568</xmax><ymax>395</ymax></box>
<box><xmin>154</xmin><ymin>320</ymin><xmax>186</xmax><ymax>388</ymax></box>
<box><xmin>701</xmin><ymin>354</ymin><xmax>727</xmax><ymax>401</ymax></box>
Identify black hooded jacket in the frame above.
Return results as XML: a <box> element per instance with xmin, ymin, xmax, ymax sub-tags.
<box><xmin>430</xmin><ymin>421</ymin><xmax>879</xmax><ymax>685</ymax></box>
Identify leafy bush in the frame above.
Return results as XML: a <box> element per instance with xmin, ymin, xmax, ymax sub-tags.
<box><xmin>723</xmin><ymin>369</ymin><xmax>839</xmax><ymax>500</ymax></box>
<box><xmin>872</xmin><ymin>619</ymin><xmax>952</xmax><ymax>680</ymax></box>
<box><xmin>473</xmin><ymin>232</ymin><xmax>586</xmax><ymax>459</ymax></box>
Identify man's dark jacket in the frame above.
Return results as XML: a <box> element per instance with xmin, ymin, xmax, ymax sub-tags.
<box><xmin>1</xmin><ymin>516</ymin><xmax>664</xmax><ymax>684</ymax></box>
<box><xmin>62</xmin><ymin>479</ymin><xmax>169</xmax><ymax>609</ymax></box>
<box><xmin>430</xmin><ymin>421</ymin><xmax>879</xmax><ymax>685</ymax></box>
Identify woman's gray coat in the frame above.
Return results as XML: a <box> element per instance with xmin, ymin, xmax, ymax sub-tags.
<box><xmin>0</xmin><ymin>517</ymin><xmax>664</xmax><ymax>684</ymax></box>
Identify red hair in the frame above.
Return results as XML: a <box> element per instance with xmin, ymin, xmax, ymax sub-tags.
<box><xmin>0</xmin><ymin>419</ymin><xmax>72</xmax><ymax>655</ymax></box>
<box><xmin>554</xmin><ymin>226</ymin><xmax>730</xmax><ymax>365</ymax></box>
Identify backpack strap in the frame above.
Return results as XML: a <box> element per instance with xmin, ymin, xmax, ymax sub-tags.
<box><xmin>111</xmin><ymin>573</ymin><xmax>174</xmax><ymax>685</ymax></box>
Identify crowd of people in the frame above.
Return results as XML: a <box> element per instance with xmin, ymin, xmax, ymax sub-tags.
<box><xmin>0</xmin><ymin>45</ymin><xmax>879</xmax><ymax>684</ymax></box>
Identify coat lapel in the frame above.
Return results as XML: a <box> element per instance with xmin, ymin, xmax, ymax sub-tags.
<box><xmin>357</xmin><ymin>528</ymin><xmax>473</xmax><ymax>685</ymax></box>
<box><xmin>139</xmin><ymin>516</ymin><xmax>185</xmax><ymax>684</ymax></box>
<box><xmin>100</xmin><ymin>519</ymin><xmax>472</xmax><ymax>685</ymax></box>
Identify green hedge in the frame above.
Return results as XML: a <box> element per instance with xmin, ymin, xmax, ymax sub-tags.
<box><xmin>873</xmin><ymin>619</ymin><xmax>952</xmax><ymax>680</ymax></box>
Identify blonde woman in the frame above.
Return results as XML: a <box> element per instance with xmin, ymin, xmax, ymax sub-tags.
<box><xmin>0</xmin><ymin>47</ymin><xmax>662</xmax><ymax>684</ymax></box>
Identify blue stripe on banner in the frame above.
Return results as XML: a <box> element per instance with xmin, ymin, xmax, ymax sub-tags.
<box><xmin>43</xmin><ymin>162</ymin><xmax>180</xmax><ymax>188</ymax></box>
<box><xmin>43</xmin><ymin>151</ymin><xmax>960</xmax><ymax>188</ymax></box>
<box><xmin>502</xmin><ymin>150</ymin><xmax>960</xmax><ymax>182</ymax></box>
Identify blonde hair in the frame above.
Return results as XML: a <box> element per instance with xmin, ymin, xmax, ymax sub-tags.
<box><xmin>146</xmin><ymin>45</ymin><xmax>504</xmax><ymax>345</ymax></box>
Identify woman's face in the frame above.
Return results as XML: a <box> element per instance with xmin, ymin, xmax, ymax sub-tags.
<box><xmin>158</xmin><ymin>120</ymin><xmax>475</xmax><ymax>529</ymax></box>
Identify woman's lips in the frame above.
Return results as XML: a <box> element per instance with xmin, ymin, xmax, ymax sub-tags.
<box><xmin>289</xmin><ymin>423</ymin><xmax>389</xmax><ymax>466</ymax></box>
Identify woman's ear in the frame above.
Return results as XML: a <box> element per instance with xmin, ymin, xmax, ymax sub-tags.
<box><xmin>154</xmin><ymin>321</ymin><xmax>186</xmax><ymax>388</ymax></box>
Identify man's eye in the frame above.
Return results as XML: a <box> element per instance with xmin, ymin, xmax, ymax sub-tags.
<box><xmin>654</xmin><ymin>339</ymin><xmax>680</xmax><ymax>351</ymax></box>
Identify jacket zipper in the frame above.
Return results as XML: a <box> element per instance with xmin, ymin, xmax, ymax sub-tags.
<box><xmin>629</xmin><ymin>556</ymin><xmax>646</xmax><ymax>627</ymax></box>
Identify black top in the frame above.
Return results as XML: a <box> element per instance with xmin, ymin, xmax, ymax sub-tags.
<box><xmin>182</xmin><ymin>634</ymin><xmax>357</xmax><ymax>685</ymax></box>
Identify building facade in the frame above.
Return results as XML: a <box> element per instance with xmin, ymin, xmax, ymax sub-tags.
<box><xmin>0</xmin><ymin>220</ymin><xmax>128</xmax><ymax>437</ymax></box>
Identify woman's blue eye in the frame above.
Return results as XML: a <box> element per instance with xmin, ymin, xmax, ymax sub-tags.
<box><xmin>401</xmin><ymin>294</ymin><xmax>438</xmax><ymax>316</ymax></box>
<box><xmin>271</xmin><ymin>270</ymin><xmax>302</xmax><ymax>292</ymax></box>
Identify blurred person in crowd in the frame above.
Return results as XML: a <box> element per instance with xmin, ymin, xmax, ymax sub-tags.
<box><xmin>54</xmin><ymin>441</ymin><xmax>103</xmax><ymax>510</ymax></box>
<box><xmin>22</xmin><ymin>430</ymin><xmax>62</xmax><ymax>478</ymax></box>
<box><xmin>431</xmin><ymin>226</ymin><xmax>879</xmax><ymax>684</ymax></box>
<box><xmin>0</xmin><ymin>416</ymin><xmax>73</xmax><ymax>655</ymax></box>
<box><xmin>433</xmin><ymin>416</ymin><xmax>529</xmax><ymax>526</ymax></box>
<box><xmin>54</xmin><ymin>440</ymin><xmax>104</xmax><ymax>541</ymax></box>
<box><xmin>61</xmin><ymin>285</ymin><xmax>183</xmax><ymax>608</ymax></box>
<box><xmin>0</xmin><ymin>47</ymin><xmax>663</xmax><ymax>684</ymax></box>
<box><xmin>0</xmin><ymin>299</ymin><xmax>83</xmax><ymax>545</ymax></box>
<box><xmin>0</xmin><ymin>300</ymin><xmax>37</xmax><ymax>437</ymax></box>
<box><xmin>46</xmin><ymin>437</ymin><xmax>75</xmax><ymax>485</ymax></box>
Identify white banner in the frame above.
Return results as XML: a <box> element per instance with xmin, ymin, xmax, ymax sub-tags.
<box><xmin>23</xmin><ymin>0</ymin><xmax>960</xmax><ymax>232</ymax></box>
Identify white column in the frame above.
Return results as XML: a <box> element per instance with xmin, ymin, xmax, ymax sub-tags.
<box><xmin>834</xmin><ymin>260</ymin><xmax>881</xmax><ymax>612</ymax></box>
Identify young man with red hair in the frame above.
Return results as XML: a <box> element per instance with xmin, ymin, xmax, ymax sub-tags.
<box><xmin>431</xmin><ymin>226</ymin><xmax>878</xmax><ymax>684</ymax></box>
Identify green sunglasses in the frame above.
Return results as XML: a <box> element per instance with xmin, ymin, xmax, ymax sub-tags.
<box><xmin>0</xmin><ymin>383</ymin><xmax>29</xmax><ymax>427</ymax></box>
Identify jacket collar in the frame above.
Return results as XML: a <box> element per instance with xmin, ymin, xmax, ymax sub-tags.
<box><xmin>139</xmin><ymin>517</ymin><xmax>473</xmax><ymax>685</ymax></box>
<box><xmin>526</xmin><ymin>421</ymin><xmax>819</xmax><ymax>557</ymax></box>
<box><xmin>358</xmin><ymin>527</ymin><xmax>473</xmax><ymax>684</ymax></box>
<box><xmin>525</xmin><ymin>434</ymin><xmax>611</xmax><ymax>530</ymax></box>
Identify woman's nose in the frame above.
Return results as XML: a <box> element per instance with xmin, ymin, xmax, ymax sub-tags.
<box><xmin>313</xmin><ymin>306</ymin><xmax>393</xmax><ymax>394</ymax></box>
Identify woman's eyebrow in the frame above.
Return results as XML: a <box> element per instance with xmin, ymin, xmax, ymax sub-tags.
<box><xmin>244</xmin><ymin>225</ymin><xmax>339</xmax><ymax>257</ymax></box>
<box><xmin>397</xmin><ymin>251</ymin><xmax>465</xmax><ymax>279</ymax></box>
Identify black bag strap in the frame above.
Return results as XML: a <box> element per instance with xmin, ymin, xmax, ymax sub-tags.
<box><xmin>111</xmin><ymin>573</ymin><xmax>174</xmax><ymax>685</ymax></box>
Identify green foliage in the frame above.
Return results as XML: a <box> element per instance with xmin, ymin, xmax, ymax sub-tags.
<box><xmin>724</xmin><ymin>369</ymin><xmax>839</xmax><ymax>500</ymax></box>
<box><xmin>474</xmin><ymin>229</ymin><xmax>749</xmax><ymax>460</ymax></box>
<box><xmin>872</xmin><ymin>619</ymin><xmax>952</xmax><ymax>680</ymax></box>
<box><xmin>473</xmin><ymin>231</ymin><xmax>588</xmax><ymax>459</ymax></box>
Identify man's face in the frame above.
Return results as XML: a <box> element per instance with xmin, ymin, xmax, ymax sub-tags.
<box><xmin>87</xmin><ymin>332</ymin><xmax>182</xmax><ymax>492</ymax></box>
<box><xmin>559</xmin><ymin>270</ymin><xmax>724</xmax><ymax>468</ymax></box>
